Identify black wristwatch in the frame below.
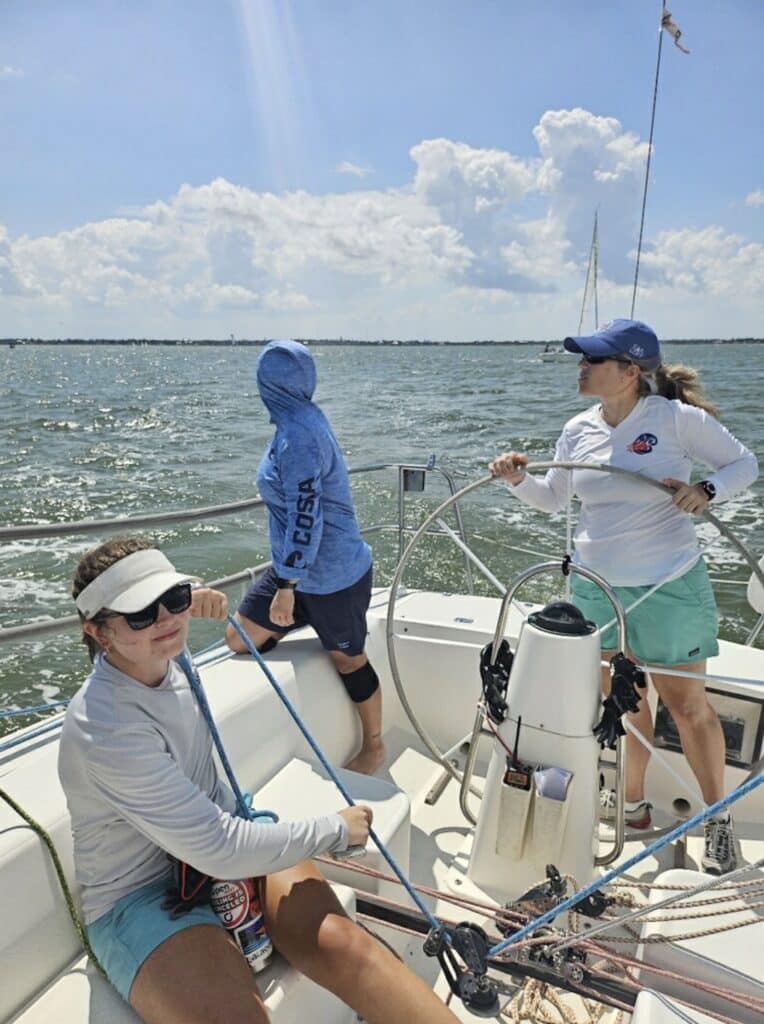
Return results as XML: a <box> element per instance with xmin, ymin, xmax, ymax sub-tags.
<box><xmin>698</xmin><ymin>480</ymin><xmax>716</xmax><ymax>502</ymax></box>
<box><xmin>275</xmin><ymin>578</ymin><xmax>297</xmax><ymax>590</ymax></box>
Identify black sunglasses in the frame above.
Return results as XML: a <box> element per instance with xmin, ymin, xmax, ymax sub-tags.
<box><xmin>581</xmin><ymin>354</ymin><xmax>633</xmax><ymax>366</ymax></box>
<box><xmin>108</xmin><ymin>583</ymin><xmax>193</xmax><ymax>631</ymax></box>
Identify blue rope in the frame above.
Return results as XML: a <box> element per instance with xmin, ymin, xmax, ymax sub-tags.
<box><xmin>488</xmin><ymin>769</ymin><xmax>764</xmax><ymax>957</ymax></box>
<box><xmin>226</xmin><ymin>615</ymin><xmax>441</xmax><ymax>931</ymax></box>
<box><xmin>176</xmin><ymin>648</ymin><xmax>278</xmax><ymax>824</ymax></box>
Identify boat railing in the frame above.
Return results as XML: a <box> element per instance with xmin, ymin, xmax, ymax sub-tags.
<box><xmin>0</xmin><ymin>460</ymin><xmax>480</xmax><ymax>648</ymax></box>
<box><xmin>1</xmin><ymin>457</ymin><xmax>762</xmax><ymax>649</ymax></box>
<box><xmin>1</xmin><ymin>456</ymin><xmax>761</xmax><ymax>651</ymax></box>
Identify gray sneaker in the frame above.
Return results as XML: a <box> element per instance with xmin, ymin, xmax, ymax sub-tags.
<box><xmin>702</xmin><ymin>816</ymin><xmax>737</xmax><ymax>875</ymax></box>
<box><xmin>599</xmin><ymin>788</ymin><xmax>652</xmax><ymax>829</ymax></box>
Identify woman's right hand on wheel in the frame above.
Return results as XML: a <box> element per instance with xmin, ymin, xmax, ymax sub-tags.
<box><xmin>338</xmin><ymin>805</ymin><xmax>373</xmax><ymax>847</ymax></box>
<box><xmin>489</xmin><ymin>451</ymin><xmax>528</xmax><ymax>485</ymax></box>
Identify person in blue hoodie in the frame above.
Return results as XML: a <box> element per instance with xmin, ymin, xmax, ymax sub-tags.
<box><xmin>225</xmin><ymin>341</ymin><xmax>384</xmax><ymax>774</ymax></box>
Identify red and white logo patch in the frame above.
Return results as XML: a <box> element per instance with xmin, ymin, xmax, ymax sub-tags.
<box><xmin>210</xmin><ymin>879</ymin><xmax>252</xmax><ymax>929</ymax></box>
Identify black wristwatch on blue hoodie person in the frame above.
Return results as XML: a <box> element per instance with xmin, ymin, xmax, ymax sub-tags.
<box><xmin>276</xmin><ymin>578</ymin><xmax>297</xmax><ymax>590</ymax></box>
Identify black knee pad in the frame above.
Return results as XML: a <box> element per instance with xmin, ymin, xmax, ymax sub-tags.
<box><xmin>257</xmin><ymin>637</ymin><xmax>279</xmax><ymax>655</ymax></box>
<box><xmin>339</xmin><ymin>662</ymin><xmax>379</xmax><ymax>703</ymax></box>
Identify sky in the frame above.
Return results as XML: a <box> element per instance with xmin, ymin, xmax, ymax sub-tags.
<box><xmin>1</xmin><ymin>1</ymin><xmax>763</xmax><ymax>341</ymax></box>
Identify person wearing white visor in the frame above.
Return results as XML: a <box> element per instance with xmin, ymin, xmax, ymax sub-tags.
<box><xmin>74</xmin><ymin>547</ymin><xmax>199</xmax><ymax>622</ymax></box>
<box><xmin>59</xmin><ymin>537</ymin><xmax>460</xmax><ymax>1024</ymax></box>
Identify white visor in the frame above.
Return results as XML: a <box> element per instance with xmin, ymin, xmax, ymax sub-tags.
<box><xmin>75</xmin><ymin>549</ymin><xmax>199</xmax><ymax>619</ymax></box>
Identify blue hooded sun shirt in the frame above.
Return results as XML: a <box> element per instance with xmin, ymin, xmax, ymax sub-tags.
<box><xmin>255</xmin><ymin>340</ymin><xmax>372</xmax><ymax>594</ymax></box>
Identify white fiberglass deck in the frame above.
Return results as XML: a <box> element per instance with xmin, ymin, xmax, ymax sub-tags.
<box><xmin>1</xmin><ymin>586</ymin><xmax>762</xmax><ymax>1023</ymax></box>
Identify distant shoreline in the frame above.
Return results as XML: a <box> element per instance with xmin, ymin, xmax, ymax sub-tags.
<box><xmin>2</xmin><ymin>337</ymin><xmax>762</xmax><ymax>347</ymax></box>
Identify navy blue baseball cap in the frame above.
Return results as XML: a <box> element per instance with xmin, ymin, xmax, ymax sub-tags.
<box><xmin>563</xmin><ymin>319</ymin><xmax>661</xmax><ymax>371</ymax></box>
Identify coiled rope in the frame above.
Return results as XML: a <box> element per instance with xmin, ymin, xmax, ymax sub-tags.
<box><xmin>487</xmin><ymin>770</ymin><xmax>764</xmax><ymax>958</ymax></box>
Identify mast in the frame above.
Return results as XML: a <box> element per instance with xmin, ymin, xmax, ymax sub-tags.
<box><xmin>589</xmin><ymin>211</ymin><xmax>593</xmax><ymax>327</ymax></box>
<box><xmin>577</xmin><ymin>211</ymin><xmax>599</xmax><ymax>334</ymax></box>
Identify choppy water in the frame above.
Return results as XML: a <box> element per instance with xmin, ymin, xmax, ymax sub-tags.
<box><xmin>1</xmin><ymin>342</ymin><xmax>762</xmax><ymax>735</ymax></box>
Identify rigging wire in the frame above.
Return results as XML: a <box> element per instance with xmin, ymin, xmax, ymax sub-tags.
<box><xmin>631</xmin><ymin>3</ymin><xmax>666</xmax><ymax>317</ymax></box>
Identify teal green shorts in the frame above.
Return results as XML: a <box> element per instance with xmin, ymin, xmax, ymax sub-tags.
<box><xmin>570</xmin><ymin>558</ymin><xmax>719</xmax><ymax>667</ymax></box>
<box><xmin>87</xmin><ymin>874</ymin><xmax>224</xmax><ymax>1002</ymax></box>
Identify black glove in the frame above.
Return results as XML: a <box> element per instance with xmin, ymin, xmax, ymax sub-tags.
<box><xmin>610</xmin><ymin>653</ymin><xmax>645</xmax><ymax>713</ymax></box>
<box><xmin>479</xmin><ymin>640</ymin><xmax>513</xmax><ymax>724</ymax></box>
<box><xmin>593</xmin><ymin>653</ymin><xmax>644</xmax><ymax>749</ymax></box>
<box><xmin>593</xmin><ymin>695</ymin><xmax>627</xmax><ymax>749</ymax></box>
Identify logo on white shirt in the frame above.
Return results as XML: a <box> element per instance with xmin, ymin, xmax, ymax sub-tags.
<box><xmin>627</xmin><ymin>432</ymin><xmax>658</xmax><ymax>454</ymax></box>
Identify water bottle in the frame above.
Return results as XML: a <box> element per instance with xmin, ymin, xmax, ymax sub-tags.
<box><xmin>210</xmin><ymin>877</ymin><xmax>273</xmax><ymax>973</ymax></box>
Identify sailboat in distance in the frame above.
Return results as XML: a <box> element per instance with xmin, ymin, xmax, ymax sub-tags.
<box><xmin>541</xmin><ymin>212</ymin><xmax>599</xmax><ymax>362</ymax></box>
<box><xmin>577</xmin><ymin>209</ymin><xmax>599</xmax><ymax>335</ymax></box>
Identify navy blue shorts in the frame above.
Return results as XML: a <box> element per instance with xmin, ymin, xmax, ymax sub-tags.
<box><xmin>238</xmin><ymin>565</ymin><xmax>372</xmax><ymax>656</ymax></box>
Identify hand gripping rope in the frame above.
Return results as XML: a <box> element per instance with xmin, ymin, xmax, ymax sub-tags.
<box><xmin>225</xmin><ymin>616</ymin><xmax>502</xmax><ymax>1016</ymax></box>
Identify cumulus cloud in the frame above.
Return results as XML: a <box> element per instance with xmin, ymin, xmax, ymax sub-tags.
<box><xmin>2</xmin><ymin>107</ymin><xmax>762</xmax><ymax>338</ymax></box>
<box><xmin>636</xmin><ymin>226</ymin><xmax>764</xmax><ymax>297</ymax></box>
<box><xmin>335</xmin><ymin>161</ymin><xmax>373</xmax><ymax>178</ymax></box>
<box><xmin>745</xmin><ymin>190</ymin><xmax>764</xmax><ymax>208</ymax></box>
<box><xmin>0</xmin><ymin>226</ymin><xmax>39</xmax><ymax>297</ymax></box>
<box><xmin>8</xmin><ymin>177</ymin><xmax>472</xmax><ymax>330</ymax></box>
<box><xmin>411</xmin><ymin>137</ymin><xmax>543</xmax><ymax>291</ymax></box>
<box><xmin>409</xmin><ymin>109</ymin><xmax>650</xmax><ymax>292</ymax></box>
<box><xmin>533</xmin><ymin>108</ymin><xmax>647</xmax><ymax>283</ymax></box>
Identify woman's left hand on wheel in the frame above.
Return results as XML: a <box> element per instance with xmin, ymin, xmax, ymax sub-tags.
<box><xmin>190</xmin><ymin>587</ymin><xmax>228</xmax><ymax>620</ymax></box>
<box><xmin>270</xmin><ymin>589</ymin><xmax>295</xmax><ymax>627</ymax></box>
<box><xmin>662</xmin><ymin>478</ymin><xmax>710</xmax><ymax>515</ymax></box>
<box><xmin>489</xmin><ymin>450</ymin><xmax>528</xmax><ymax>485</ymax></box>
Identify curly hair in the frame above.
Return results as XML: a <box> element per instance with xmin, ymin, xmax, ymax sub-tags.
<box><xmin>72</xmin><ymin>536</ymin><xmax>155</xmax><ymax>661</ymax></box>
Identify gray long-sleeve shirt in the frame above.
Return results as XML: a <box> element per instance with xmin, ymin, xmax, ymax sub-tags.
<box><xmin>58</xmin><ymin>654</ymin><xmax>348</xmax><ymax>923</ymax></box>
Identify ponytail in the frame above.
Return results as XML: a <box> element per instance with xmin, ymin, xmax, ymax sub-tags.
<box><xmin>637</xmin><ymin>363</ymin><xmax>718</xmax><ymax>418</ymax></box>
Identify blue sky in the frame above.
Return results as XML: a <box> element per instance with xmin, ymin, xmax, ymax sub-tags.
<box><xmin>1</xmin><ymin>1</ymin><xmax>762</xmax><ymax>339</ymax></box>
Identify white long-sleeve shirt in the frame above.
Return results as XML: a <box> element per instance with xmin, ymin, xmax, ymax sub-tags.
<box><xmin>511</xmin><ymin>396</ymin><xmax>758</xmax><ymax>586</ymax></box>
<box><xmin>58</xmin><ymin>655</ymin><xmax>348</xmax><ymax>923</ymax></box>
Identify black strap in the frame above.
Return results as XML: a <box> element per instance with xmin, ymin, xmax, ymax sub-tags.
<box><xmin>161</xmin><ymin>856</ymin><xmax>214</xmax><ymax>919</ymax></box>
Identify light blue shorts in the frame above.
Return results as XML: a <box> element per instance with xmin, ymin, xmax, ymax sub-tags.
<box><xmin>570</xmin><ymin>558</ymin><xmax>719</xmax><ymax>667</ymax></box>
<box><xmin>87</xmin><ymin>874</ymin><xmax>224</xmax><ymax>1002</ymax></box>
